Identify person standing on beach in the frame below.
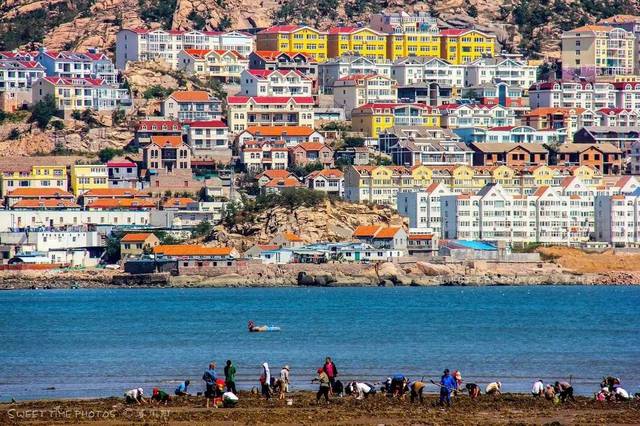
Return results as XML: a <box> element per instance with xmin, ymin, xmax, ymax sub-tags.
<box><xmin>279</xmin><ymin>365</ymin><xmax>290</xmax><ymax>399</ymax></box>
<box><xmin>224</xmin><ymin>360</ymin><xmax>237</xmax><ymax>394</ymax></box>
<box><xmin>323</xmin><ymin>357</ymin><xmax>338</xmax><ymax>394</ymax></box>
<box><xmin>439</xmin><ymin>369</ymin><xmax>457</xmax><ymax>407</ymax></box>
<box><xmin>312</xmin><ymin>368</ymin><xmax>331</xmax><ymax>404</ymax></box>
<box><xmin>260</xmin><ymin>362</ymin><xmax>271</xmax><ymax>400</ymax></box>
<box><xmin>202</xmin><ymin>363</ymin><xmax>218</xmax><ymax>398</ymax></box>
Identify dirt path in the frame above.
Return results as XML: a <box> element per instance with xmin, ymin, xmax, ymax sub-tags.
<box><xmin>1</xmin><ymin>393</ymin><xmax>639</xmax><ymax>425</ymax></box>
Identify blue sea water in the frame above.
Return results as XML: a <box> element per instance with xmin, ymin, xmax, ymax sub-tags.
<box><xmin>0</xmin><ymin>286</ymin><xmax>639</xmax><ymax>401</ymax></box>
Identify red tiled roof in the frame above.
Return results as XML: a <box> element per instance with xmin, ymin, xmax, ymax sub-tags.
<box><xmin>86</xmin><ymin>198</ymin><xmax>156</xmax><ymax>209</ymax></box>
<box><xmin>121</xmin><ymin>232</ymin><xmax>156</xmax><ymax>243</ymax></box>
<box><xmin>373</xmin><ymin>226</ymin><xmax>401</xmax><ymax>239</ymax></box>
<box><xmin>83</xmin><ymin>188</ymin><xmax>149</xmax><ymax>198</ymax></box>
<box><xmin>226</xmin><ymin>96</ymin><xmax>314</xmax><ymax>104</ymax></box>
<box><xmin>245</xmin><ymin>126</ymin><xmax>315</xmax><ymax>137</ymax></box>
<box><xmin>12</xmin><ymin>199</ymin><xmax>79</xmax><ymax>209</ymax></box>
<box><xmin>170</xmin><ymin>90</ymin><xmax>212</xmax><ymax>102</ymax></box>
<box><xmin>353</xmin><ymin>225</ymin><xmax>382</xmax><ymax>238</ymax></box>
<box><xmin>153</xmin><ymin>244</ymin><xmax>235</xmax><ymax>256</ymax></box>
<box><xmin>264</xmin><ymin>177</ymin><xmax>303</xmax><ymax>188</ymax></box>
<box><xmin>7</xmin><ymin>188</ymin><xmax>73</xmax><ymax>198</ymax></box>
<box><xmin>186</xmin><ymin>120</ymin><xmax>227</xmax><ymax>128</ymax></box>
<box><xmin>162</xmin><ymin>197</ymin><xmax>196</xmax><ymax>208</ymax></box>
<box><xmin>150</xmin><ymin>135</ymin><xmax>184</xmax><ymax>148</ymax></box>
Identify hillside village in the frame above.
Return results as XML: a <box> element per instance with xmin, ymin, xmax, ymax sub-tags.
<box><xmin>2</xmin><ymin>10</ymin><xmax>640</xmax><ymax>283</ymax></box>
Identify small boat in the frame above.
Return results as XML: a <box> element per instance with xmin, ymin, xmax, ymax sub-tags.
<box><xmin>248</xmin><ymin>320</ymin><xmax>281</xmax><ymax>332</ymax></box>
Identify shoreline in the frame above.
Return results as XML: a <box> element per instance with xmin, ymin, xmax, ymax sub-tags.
<box><xmin>1</xmin><ymin>393</ymin><xmax>638</xmax><ymax>425</ymax></box>
<box><xmin>0</xmin><ymin>267</ymin><xmax>639</xmax><ymax>290</ymax></box>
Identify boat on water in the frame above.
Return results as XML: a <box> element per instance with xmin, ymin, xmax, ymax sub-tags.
<box><xmin>248</xmin><ymin>320</ymin><xmax>280</xmax><ymax>332</ymax></box>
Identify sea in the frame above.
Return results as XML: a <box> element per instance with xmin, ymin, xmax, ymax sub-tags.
<box><xmin>1</xmin><ymin>285</ymin><xmax>639</xmax><ymax>401</ymax></box>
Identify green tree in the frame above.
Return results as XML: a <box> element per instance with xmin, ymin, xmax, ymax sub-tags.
<box><xmin>188</xmin><ymin>10</ymin><xmax>208</xmax><ymax>29</ymax></box>
<box><xmin>216</xmin><ymin>16</ymin><xmax>232</xmax><ymax>31</ymax></box>
<box><xmin>112</xmin><ymin>108</ymin><xmax>126</xmax><ymax>125</ymax></box>
<box><xmin>103</xmin><ymin>232</ymin><xmax>123</xmax><ymax>263</ymax></box>
<box><xmin>143</xmin><ymin>85</ymin><xmax>173</xmax><ymax>99</ymax></box>
<box><xmin>98</xmin><ymin>147</ymin><xmax>124</xmax><ymax>163</ymax></box>
<box><xmin>343</xmin><ymin>136</ymin><xmax>365</xmax><ymax>148</ymax></box>
<box><xmin>138</xmin><ymin>0</ymin><xmax>178</xmax><ymax>27</ymax></box>
<box><xmin>8</xmin><ymin>128</ymin><xmax>20</xmax><ymax>140</ymax></box>
<box><xmin>192</xmin><ymin>220</ymin><xmax>212</xmax><ymax>238</ymax></box>
<box><xmin>467</xmin><ymin>4</ymin><xmax>479</xmax><ymax>17</ymax></box>
<box><xmin>30</xmin><ymin>95</ymin><xmax>57</xmax><ymax>129</ymax></box>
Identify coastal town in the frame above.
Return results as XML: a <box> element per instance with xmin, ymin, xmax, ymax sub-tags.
<box><xmin>2</xmin><ymin>12</ymin><xmax>640</xmax><ymax>285</ymax></box>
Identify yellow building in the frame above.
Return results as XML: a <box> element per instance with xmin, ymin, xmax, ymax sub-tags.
<box><xmin>1</xmin><ymin>165</ymin><xmax>68</xmax><ymax>197</ymax></box>
<box><xmin>70</xmin><ymin>164</ymin><xmax>108</xmax><ymax>196</ymax></box>
<box><xmin>386</xmin><ymin>33</ymin><xmax>441</xmax><ymax>60</ymax></box>
<box><xmin>440</xmin><ymin>29</ymin><xmax>496</xmax><ymax>64</ymax></box>
<box><xmin>561</xmin><ymin>25</ymin><xmax>635</xmax><ymax>79</ymax></box>
<box><xmin>256</xmin><ymin>25</ymin><xmax>328</xmax><ymax>62</ymax></box>
<box><xmin>327</xmin><ymin>27</ymin><xmax>387</xmax><ymax>59</ymax></box>
<box><xmin>351</xmin><ymin>103</ymin><xmax>440</xmax><ymax>138</ymax></box>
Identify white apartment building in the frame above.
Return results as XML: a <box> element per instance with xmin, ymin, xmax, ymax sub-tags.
<box><xmin>240</xmin><ymin>140</ymin><xmax>289</xmax><ymax>172</ymax></box>
<box><xmin>612</xmin><ymin>81</ymin><xmax>640</xmax><ymax>110</ymax></box>
<box><xmin>397</xmin><ymin>182</ymin><xmax>451</xmax><ymax>237</ymax></box>
<box><xmin>464</xmin><ymin>57</ymin><xmax>537</xmax><ymax>89</ymax></box>
<box><xmin>32</xmin><ymin>77</ymin><xmax>131</xmax><ymax>112</ymax></box>
<box><xmin>161</xmin><ymin>90</ymin><xmax>223</xmax><ymax>121</ymax></box>
<box><xmin>437</xmin><ymin>103</ymin><xmax>516</xmax><ymax>128</ymax></box>
<box><xmin>176</xmin><ymin>49</ymin><xmax>248</xmax><ymax>83</ymax></box>
<box><xmin>595</xmin><ymin>189</ymin><xmax>640</xmax><ymax>246</ymax></box>
<box><xmin>304</xmin><ymin>169</ymin><xmax>344</xmax><ymax>197</ymax></box>
<box><xmin>2</xmin><ymin>210</ymin><xmax>150</xmax><ymax>231</ymax></box>
<box><xmin>184</xmin><ymin>120</ymin><xmax>229</xmax><ymax>152</ymax></box>
<box><xmin>0</xmin><ymin>60</ymin><xmax>45</xmax><ymax>91</ymax></box>
<box><xmin>239</xmin><ymin>69</ymin><xmax>313</xmax><ymax>96</ymax></box>
<box><xmin>333</xmin><ymin>74</ymin><xmax>397</xmax><ymax>118</ymax></box>
<box><xmin>441</xmin><ymin>182</ymin><xmax>595</xmax><ymax>245</ymax></box>
<box><xmin>116</xmin><ymin>29</ymin><xmax>254</xmax><ymax>69</ymax></box>
<box><xmin>529</xmin><ymin>81</ymin><xmax>616</xmax><ymax>109</ymax></box>
<box><xmin>391</xmin><ymin>56</ymin><xmax>464</xmax><ymax>88</ymax></box>
<box><xmin>226</xmin><ymin>95</ymin><xmax>315</xmax><ymax>133</ymax></box>
<box><xmin>318</xmin><ymin>55</ymin><xmax>392</xmax><ymax>93</ymax></box>
<box><xmin>369</xmin><ymin>11</ymin><xmax>438</xmax><ymax>34</ymax></box>
<box><xmin>36</xmin><ymin>48</ymin><xmax>118</xmax><ymax>84</ymax></box>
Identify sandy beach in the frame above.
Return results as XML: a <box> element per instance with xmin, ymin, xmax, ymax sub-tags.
<box><xmin>1</xmin><ymin>392</ymin><xmax>639</xmax><ymax>425</ymax></box>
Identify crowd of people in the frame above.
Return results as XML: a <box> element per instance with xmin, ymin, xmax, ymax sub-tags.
<box><xmin>122</xmin><ymin>358</ymin><xmax>638</xmax><ymax>407</ymax></box>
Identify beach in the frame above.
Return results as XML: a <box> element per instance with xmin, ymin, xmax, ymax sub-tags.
<box><xmin>2</xmin><ymin>393</ymin><xmax>639</xmax><ymax>425</ymax></box>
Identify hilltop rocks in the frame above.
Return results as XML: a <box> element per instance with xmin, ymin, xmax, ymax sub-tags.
<box><xmin>216</xmin><ymin>199</ymin><xmax>407</xmax><ymax>253</ymax></box>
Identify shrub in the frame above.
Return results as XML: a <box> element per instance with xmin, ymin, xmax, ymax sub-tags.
<box><xmin>143</xmin><ymin>85</ymin><xmax>173</xmax><ymax>99</ymax></box>
<box><xmin>98</xmin><ymin>147</ymin><xmax>123</xmax><ymax>163</ymax></box>
<box><xmin>138</xmin><ymin>0</ymin><xmax>178</xmax><ymax>27</ymax></box>
<box><xmin>8</xmin><ymin>128</ymin><xmax>20</xmax><ymax>140</ymax></box>
<box><xmin>30</xmin><ymin>95</ymin><xmax>57</xmax><ymax>129</ymax></box>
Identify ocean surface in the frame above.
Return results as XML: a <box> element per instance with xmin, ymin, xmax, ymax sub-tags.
<box><xmin>1</xmin><ymin>286</ymin><xmax>639</xmax><ymax>401</ymax></box>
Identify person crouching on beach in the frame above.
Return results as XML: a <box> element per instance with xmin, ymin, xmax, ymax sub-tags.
<box><xmin>544</xmin><ymin>384</ymin><xmax>556</xmax><ymax>400</ymax></box>
<box><xmin>466</xmin><ymin>383</ymin><xmax>481</xmax><ymax>399</ymax></box>
<box><xmin>532</xmin><ymin>379</ymin><xmax>544</xmax><ymax>397</ymax></box>
<box><xmin>485</xmin><ymin>381</ymin><xmax>502</xmax><ymax>396</ymax></box>
<box><xmin>439</xmin><ymin>369</ymin><xmax>457</xmax><ymax>407</ymax></box>
<box><xmin>152</xmin><ymin>388</ymin><xmax>171</xmax><ymax>405</ymax></box>
<box><xmin>124</xmin><ymin>387</ymin><xmax>146</xmax><ymax>404</ymax></box>
<box><xmin>554</xmin><ymin>381</ymin><xmax>575</xmax><ymax>402</ymax></box>
<box><xmin>175</xmin><ymin>380</ymin><xmax>190</xmax><ymax>396</ymax></box>
<box><xmin>408</xmin><ymin>380</ymin><xmax>426</xmax><ymax>403</ymax></box>
<box><xmin>312</xmin><ymin>368</ymin><xmax>331</xmax><ymax>404</ymax></box>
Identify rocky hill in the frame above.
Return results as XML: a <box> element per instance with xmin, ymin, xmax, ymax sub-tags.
<box><xmin>209</xmin><ymin>198</ymin><xmax>406</xmax><ymax>253</ymax></box>
<box><xmin>1</xmin><ymin>0</ymin><xmax>639</xmax><ymax>58</ymax></box>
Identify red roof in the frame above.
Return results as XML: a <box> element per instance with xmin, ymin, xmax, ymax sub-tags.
<box><xmin>7</xmin><ymin>188</ymin><xmax>73</xmax><ymax>198</ymax></box>
<box><xmin>150</xmin><ymin>135</ymin><xmax>184</xmax><ymax>148</ymax></box>
<box><xmin>353</xmin><ymin>225</ymin><xmax>383</xmax><ymax>238</ymax></box>
<box><xmin>186</xmin><ymin>120</ymin><xmax>227</xmax><ymax>128</ymax></box>
<box><xmin>259</xmin><ymin>25</ymin><xmax>304</xmax><ymax>34</ymax></box>
<box><xmin>295</xmin><ymin>142</ymin><xmax>329</xmax><ymax>151</ymax></box>
<box><xmin>121</xmin><ymin>232</ymin><xmax>156</xmax><ymax>243</ymax></box>
<box><xmin>226</xmin><ymin>96</ymin><xmax>314</xmax><ymax>105</ymax></box>
<box><xmin>264</xmin><ymin>177</ymin><xmax>303</xmax><ymax>188</ymax></box>
<box><xmin>136</xmin><ymin>120</ymin><xmax>182</xmax><ymax>131</ymax></box>
<box><xmin>107</xmin><ymin>161</ymin><xmax>136</xmax><ymax>167</ymax></box>
<box><xmin>43</xmin><ymin>76</ymin><xmax>105</xmax><ymax>86</ymax></box>
<box><xmin>12</xmin><ymin>199</ymin><xmax>79</xmax><ymax>209</ymax></box>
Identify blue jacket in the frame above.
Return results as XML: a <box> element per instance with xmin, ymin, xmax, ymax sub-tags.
<box><xmin>176</xmin><ymin>382</ymin><xmax>188</xmax><ymax>393</ymax></box>
<box><xmin>440</xmin><ymin>374</ymin><xmax>457</xmax><ymax>392</ymax></box>
<box><xmin>202</xmin><ymin>369</ymin><xmax>217</xmax><ymax>385</ymax></box>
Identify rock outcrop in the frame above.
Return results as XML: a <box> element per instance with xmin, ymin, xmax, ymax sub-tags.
<box><xmin>211</xmin><ymin>199</ymin><xmax>407</xmax><ymax>253</ymax></box>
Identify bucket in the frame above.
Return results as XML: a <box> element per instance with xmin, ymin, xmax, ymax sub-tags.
<box><xmin>286</xmin><ymin>398</ymin><xmax>293</xmax><ymax>406</ymax></box>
